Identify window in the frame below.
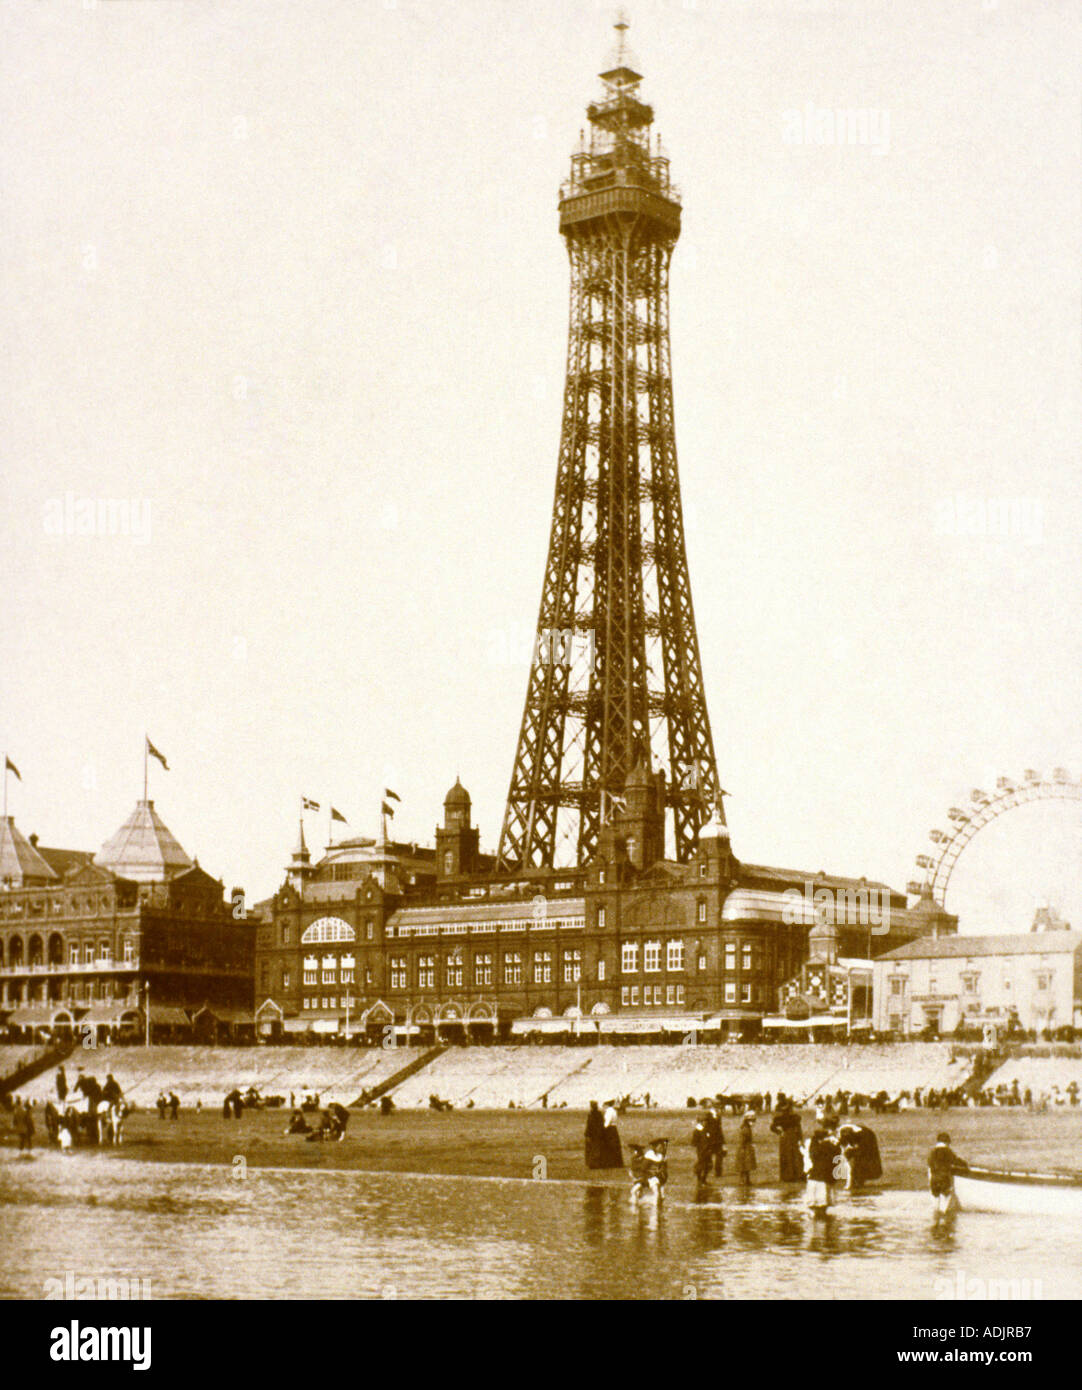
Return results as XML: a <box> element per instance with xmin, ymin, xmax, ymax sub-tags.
<box><xmin>699</xmin><ymin>863</ymin><xmax>707</xmax><ymax>879</ymax></box>
<box><xmin>366</xmin><ymin>920</ymin><xmax>374</xmax><ymax>940</ymax></box>
<box><xmin>675</xmin><ymin>984</ymin><xmax>684</xmax><ymax>1006</ymax></box>
<box><xmin>1036</xmin><ymin>972</ymin><xmax>1052</xmax><ymax>991</ymax></box>
<box><xmin>630</xmin><ymin>985</ymin><xmax>640</xmax><ymax>1005</ymax></box>
<box><xmin>644</xmin><ymin>941</ymin><xmax>661</xmax><ymax>973</ymax></box>
<box><xmin>724</xmin><ymin>982</ymin><xmax>736</xmax><ymax>1003</ymax></box>
<box><xmin>282</xmin><ymin>924</ymin><xmax>292</xmax><ymax>946</ymax></box>
<box><xmin>724</xmin><ymin>943</ymin><xmax>735</xmax><ymax>971</ymax></box>
<box><xmin>69</xmin><ymin>944</ymin><xmax>79</xmax><ymax>966</ymax></box>
<box><xmin>598</xmin><ymin>907</ymin><xmax>606</xmax><ymax>929</ymax></box>
<box><xmin>84</xmin><ymin>944</ymin><xmax>94</xmax><ymax>965</ymax></box>
<box><xmin>503</xmin><ymin>952</ymin><xmax>522</xmax><ymax>986</ymax></box>
<box><xmin>666</xmin><ymin>984</ymin><xmax>675</xmax><ymax>1005</ymax></box>
<box><xmin>667</xmin><ymin>940</ymin><xmax>683</xmax><ymax>972</ymax></box>
<box><xmin>474</xmin><ymin>953</ymin><xmax>492</xmax><ymax>987</ymax></box>
<box><xmin>283</xmin><ymin>971</ymin><xmax>291</xmax><ymax>991</ymax></box>
<box><xmin>890</xmin><ymin>976</ymin><xmax>905</xmax><ymax>995</ymax></box>
<box><xmin>599</xmin><ymin>870</ymin><xmax>606</xmax><ymax>886</ymax></box>
<box><xmin>123</xmin><ymin>938</ymin><xmax>135</xmax><ymax>964</ymax></box>
<box><xmin>960</xmin><ymin>972</ymin><xmax>978</xmax><ymax>995</ymax></box>
<box><xmin>652</xmin><ymin>985</ymin><xmax>662</xmax><ymax>1006</ymax></box>
<box><xmin>742</xmin><ymin>944</ymin><xmax>752</xmax><ymax>972</ymax></box>
<box><xmin>446</xmin><ymin>956</ymin><xmax>463</xmax><ymax>988</ymax></box>
<box><xmin>698</xmin><ymin>954</ymin><xmax>706</xmax><ymax>972</ymax></box>
<box><xmin>418</xmin><ymin>955</ymin><xmax>435</xmax><ymax>989</ymax></box>
<box><xmin>300</xmin><ymin>917</ymin><xmax>355</xmax><ymax>945</ymax></box>
<box><xmin>321</xmin><ymin>967</ymin><xmax>336</xmax><ymax>984</ymax></box>
<box><xmin>533</xmin><ymin>951</ymin><xmax>552</xmax><ymax>985</ymax></box>
<box><xmin>621</xmin><ymin>986</ymin><xmax>629</xmax><ymax>1007</ymax></box>
<box><xmin>741</xmin><ymin>982</ymin><xmax>752</xmax><ymax>1004</ymax></box>
<box><xmin>390</xmin><ymin>957</ymin><xmax>407</xmax><ymax>989</ymax></box>
<box><xmin>341</xmin><ymin>966</ymin><xmax>354</xmax><ymax>984</ymax></box>
<box><xmin>304</xmin><ymin>967</ymin><xmax>317</xmax><ymax>985</ymax></box>
<box><xmin>621</xmin><ymin>943</ymin><xmax>638</xmax><ymax>974</ymax></box>
<box><xmin>563</xmin><ymin>949</ymin><xmax>581</xmax><ymax>983</ymax></box>
<box><xmin>98</xmin><ymin>941</ymin><xmax>110</xmax><ymax>962</ymax></box>
<box><xmin>697</xmin><ymin>901</ymin><xmax>707</xmax><ymax>924</ymax></box>
<box><xmin>86</xmin><ymin>981</ymin><xmax>95</xmax><ymax>1000</ymax></box>
<box><xmin>443</xmin><ymin>851</ymin><xmax>454</xmax><ymax>875</ymax></box>
<box><xmin>597</xmin><ymin>959</ymin><xmax>606</xmax><ymax>982</ymax></box>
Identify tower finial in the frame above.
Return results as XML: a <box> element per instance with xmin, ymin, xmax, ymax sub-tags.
<box><xmin>614</xmin><ymin>9</ymin><xmax>629</xmax><ymax>62</ymax></box>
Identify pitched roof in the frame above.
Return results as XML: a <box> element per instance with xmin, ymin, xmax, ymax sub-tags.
<box><xmin>36</xmin><ymin>846</ymin><xmax>95</xmax><ymax>878</ymax></box>
<box><xmin>879</xmin><ymin>932</ymin><xmax>1082</xmax><ymax>961</ymax></box>
<box><xmin>93</xmin><ymin>800</ymin><xmax>192</xmax><ymax>883</ymax></box>
<box><xmin>0</xmin><ymin>817</ymin><xmax>59</xmax><ymax>886</ymax></box>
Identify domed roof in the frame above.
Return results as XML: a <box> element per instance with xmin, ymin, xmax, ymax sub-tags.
<box><xmin>93</xmin><ymin>800</ymin><xmax>192</xmax><ymax>883</ymax></box>
<box><xmin>444</xmin><ymin>777</ymin><xmax>470</xmax><ymax>807</ymax></box>
<box><xmin>0</xmin><ymin>817</ymin><xmax>59</xmax><ymax>887</ymax></box>
<box><xmin>698</xmin><ymin>808</ymin><xmax>729</xmax><ymax>841</ymax></box>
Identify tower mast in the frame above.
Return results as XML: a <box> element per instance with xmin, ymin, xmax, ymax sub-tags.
<box><xmin>498</xmin><ymin>21</ymin><xmax>721</xmax><ymax>870</ymax></box>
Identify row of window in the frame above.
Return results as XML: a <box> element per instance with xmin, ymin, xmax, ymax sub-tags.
<box><xmin>388</xmin><ymin>950</ymin><xmax>585</xmax><ymax>990</ymax></box>
<box><xmin>619</xmin><ymin>941</ymin><xmax>762</xmax><ymax>974</ymax></box>
<box><xmin>889</xmin><ymin>971</ymin><xmax>1055</xmax><ymax>996</ymax></box>
<box><xmin>597</xmin><ymin>902</ymin><xmax>712</xmax><ymax>929</ymax></box>
<box><xmin>621</xmin><ymin>984</ymin><xmax>687</xmax><ymax>1007</ymax></box>
<box><xmin>1</xmin><ymin>940</ymin><xmax>137</xmax><ymax>968</ymax></box>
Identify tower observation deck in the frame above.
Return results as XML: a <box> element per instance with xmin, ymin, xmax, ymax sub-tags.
<box><xmin>497</xmin><ymin>21</ymin><xmax>721</xmax><ymax>871</ymax></box>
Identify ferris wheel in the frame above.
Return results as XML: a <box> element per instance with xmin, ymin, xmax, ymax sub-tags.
<box><xmin>909</xmin><ymin>768</ymin><xmax>1082</xmax><ymax>909</ymax></box>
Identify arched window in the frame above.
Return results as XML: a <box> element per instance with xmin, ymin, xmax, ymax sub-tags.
<box><xmin>300</xmin><ymin>916</ymin><xmax>356</xmax><ymax>945</ymax></box>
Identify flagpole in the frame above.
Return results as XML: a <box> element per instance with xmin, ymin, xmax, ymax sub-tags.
<box><xmin>143</xmin><ymin>737</ymin><xmax>148</xmax><ymax>802</ymax></box>
<box><xmin>2</xmin><ymin>755</ymin><xmax>7</xmax><ymax>823</ymax></box>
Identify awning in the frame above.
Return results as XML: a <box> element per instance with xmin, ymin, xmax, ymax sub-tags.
<box><xmin>4</xmin><ymin>1007</ymin><xmax>54</xmax><ymax>1027</ymax></box>
<box><xmin>761</xmin><ymin>1015</ymin><xmax>846</xmax><ymax>1029</ymax></box>
<box><xmin>148</xmin><ymin>1004</ymin><xmax>193</xmax><ymax>1027</ymax></box>
<box><xmin>194</xmin><ymin>1005</ymin><xmax>253</xmax><ymax>1024</ymax></box>
<box><xmin>598</xmin><ymin>1016</ymin><xmax>667</xmax><ymax>1034</ymax></box>
<box><xmin>74</xmin><ymin>1004</ymin><xmax>127</xmax><ymax>1027</ymax></box>
<box><xmin>281</xmin><ymin>1018</ymin><xmax>311</xmax><ymax>1034</ymax></box>
<box><xmin>510</xmin><ymin>1017</ymin><xmax>573</xmax><ymax>1035</ymax></box>
<box><xmin>310</xmin><ymin>1019</ymin><xmax>339</xmax><ymax>1034</ymax></box>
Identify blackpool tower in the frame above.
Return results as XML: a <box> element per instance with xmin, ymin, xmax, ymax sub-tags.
<box><xmin>498</xmin><ymin>22</ymin><xmax>722</xmax><ymax>871</ymax></box>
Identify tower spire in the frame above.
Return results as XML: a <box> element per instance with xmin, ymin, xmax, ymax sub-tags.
<box><xmin>497</xmin><ymin>33</ymin><xmax>721</xmax><ymax>872</ymax></box>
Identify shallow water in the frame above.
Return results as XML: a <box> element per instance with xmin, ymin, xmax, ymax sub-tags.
<box><xmin>0</xmin><ymin>1152</ymin><xmax>1074</xmax><ymax>1300</ymax></box>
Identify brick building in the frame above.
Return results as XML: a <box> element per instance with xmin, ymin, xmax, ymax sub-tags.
<box><xmin>254</xmin><ymin>767</ymin><xmax>932</xmax><ymax>1042</ymax></box>
<box><xmin>0</xmin><ymin>801</ymin><xmax>254</xmax><ymax>1042</ymax></box>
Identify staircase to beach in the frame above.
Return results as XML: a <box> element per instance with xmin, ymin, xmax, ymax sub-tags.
<box><xmin>351</xmin><ymin>1044</ymin><xmax>447</xmax><ymax>1107</ymax></box>
<box><xmin>0</xmin><ymin>1038</ymin><xmax>77</xmax><ymax>1103</ymax></box>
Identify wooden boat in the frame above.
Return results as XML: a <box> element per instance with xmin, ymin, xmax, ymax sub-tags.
<box><xmin>954</xmin><ymin>1165</ymin><xmax>1082</xmax><ymax>1216</ymax></box>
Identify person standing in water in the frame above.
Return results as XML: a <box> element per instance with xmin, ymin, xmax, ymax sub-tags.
<box><xmin>600</xmin><ymin>1100</ymin><xmax>623</xmax><ymax>1169</ymax></box>
<box><xmin>928</xmin><ymin>1131</ymin><xmax>968</xmax><ymax>1219</ymax></box>
<box><xmin>584</xmin><ymin>1100</ymin><xmax>605</xmax><ymax>1169</ymax></box>
<box><xmin>804</xmin><ymin>1124</ymin><xmax>841</xmax><ymax>1217</ymax></box>
<box><xmin>736</xmin><ymin>1111</ymin><xmax>757</xmax><ymax>1188</ymax></box>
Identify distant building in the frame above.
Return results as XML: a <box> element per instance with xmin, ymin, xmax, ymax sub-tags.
<box><xmin>0</xmin><ymin>802</ymin><xmax>254</xmax><ymax>1043</ymax></box>
<box><xmin>873</xmin><ymin>931</ymin><xmax>1082</xmax><ymax>1037</ymax></box>
<box><xmin>254</xmin><ymin>767</ymin><xmax>934</xmax><ymax>1043</ymax></box>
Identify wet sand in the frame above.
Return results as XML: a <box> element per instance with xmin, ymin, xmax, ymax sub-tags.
<box><xmin>6</xmin><ymin>1104</ymin><xmax>1081</xmax><ymax>1190</ymax></box>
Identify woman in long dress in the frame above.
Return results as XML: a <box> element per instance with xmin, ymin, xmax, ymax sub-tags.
<box><xmin>600</xmin><ymin>1100</ymin><xmax>623</xmax><ymax>1169</ymax></box>
<box><xmin>770</xmin><ymin>1096</ymin><xmax>804</xmax><ymax>1183</ymax></box>
<box><xmin>584</xmin><ymin>1100</ymin><xmax>605</xmax><ymax>1169</ymax></box>
<box><xmin>736</xmin><ymin>1113</ymin><xmax>757</xmax><ymax>1187</ymax></box>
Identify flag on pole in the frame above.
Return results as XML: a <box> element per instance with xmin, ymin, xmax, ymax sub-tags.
<box><xmin>302</xmin><ymin>797</ymin><xmax>320</xmax><ymax>812</ymax></box>
<box><xmin>146</xmin><ymin>738</ymin><xmax>169</xmax><ymax>771</ymax></box>
<box><xmin>381</xmin><ymin>800</ymin><xmax>395</xmax><ymax>819</ymax></box>
<box><xmin>330</xmin><ymin>807</ymin><xmax>347</xmax><ymax>824</ymax></box>
<box><xmin>5</xmin><ymin>756</ymin><xmax>21</xmax><ymax>781</ymax></box>
<box><xmin>384</xmin><ymin>788</ymin><xmax>401</xmax><ymax>802</ymax></box>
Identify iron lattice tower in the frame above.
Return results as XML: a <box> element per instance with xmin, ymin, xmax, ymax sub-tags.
<box><xmin>498</xmin><ymin>26</ymin><xmax>722</xmax><ymax>871</ymax></box>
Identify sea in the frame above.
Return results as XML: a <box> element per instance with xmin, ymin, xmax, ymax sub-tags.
<box><xmin>0</xmin><ymin>1152</ymin><xmax>1074</xmax><ymax>1300</ymax></box>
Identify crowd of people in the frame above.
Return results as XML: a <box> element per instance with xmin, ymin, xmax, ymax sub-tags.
<box><xmin>7</xmin><ymin>1064</ymin><xmax>131</xmax><ymax>1152</ymax></box>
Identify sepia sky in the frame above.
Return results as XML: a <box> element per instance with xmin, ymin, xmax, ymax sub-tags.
<box><xmin>1</xmin><ymin>0</ymin><xmax>1079</xmax><ymax>924</ymax></box>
